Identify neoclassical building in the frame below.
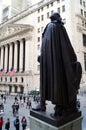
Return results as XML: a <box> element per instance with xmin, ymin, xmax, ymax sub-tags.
<box><xmin>0</xmin><ymin>0</ymin><xmax>86</xmax><ymax>94</ymax></box>
<box><xmin>0</xmin><ymin>24</ymin><xmax>34</xmax><ymax>94</ymax></box>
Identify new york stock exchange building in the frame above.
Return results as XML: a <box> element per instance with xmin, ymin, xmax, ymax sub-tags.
<box><xmin>0</xmin><ymin>23</ymin><xmax>36</xmax><ymax>95</ymax></box>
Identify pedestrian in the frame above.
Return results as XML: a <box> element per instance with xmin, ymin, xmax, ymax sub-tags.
<box><xmin>23</xmin><ymin>96</ymin><xmax>26</xmax><ymax>103</ymax></box>
<box><xmin>15</xmin><ymin>102</ymin><xmax>19</xmax><ymax>114</ymax></box>
<box><xmin>12</xmin><ymin>103</ymin><xmax>16</xmax><ymax>116</ymax></box>
<box><xmin>1</xmin><ymin>94</ymin><xmax>3</xmax><ymax>100</ymax></box>
<box><xmin>5</xmin><ymin>118</ymin><xmax>10</xmax><ymax>130</ymax></box>
<box><xmin>14</xmin><ymin>116</ymin><xmax>20</xmax><ymax>130</ymax></box>
<box><xmin>0</xmin><ymin>117</ymin><xmax>3</xmax><ymax>130</ymax></box>
<box><xmin>28</xmin><ymin>100</ymin><xmax>31</xmax><ymax>109</ymax></box>
<box><xmin>21</xmin><ymin>116</ymin><xmax>27</xmax><ymax>130</ymax></box>
<box><xmin>3</xmin><ymin>96</ymin><xmax>6</xmax><ymax>103</ymax></box>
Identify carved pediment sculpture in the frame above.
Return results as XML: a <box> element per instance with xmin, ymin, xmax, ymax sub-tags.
<box><xmin>0</xmin><ymin>24</ymin><xmax>33</xmax><ymax>40</ymax></box>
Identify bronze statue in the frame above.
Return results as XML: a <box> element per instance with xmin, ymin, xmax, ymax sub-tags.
<box><xmin>36</xmin><ymin>13</ymin><xmax>82</xmax><ymax>117</ymax></box>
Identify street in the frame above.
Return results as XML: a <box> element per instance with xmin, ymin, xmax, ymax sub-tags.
<box><xmin>0</xmin><ymin>94</ymin><xmax>86</xmax><ymax>130</ymax></box>
<box><xmin>1</xmin><ymin>95</ymin><xmax>30</xmax><ymax>130</ymax></box>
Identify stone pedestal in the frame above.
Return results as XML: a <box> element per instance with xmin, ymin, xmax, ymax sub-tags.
<box><xmin>29</xmin><ymin>110</ymin><xmax>82</xmax><ymax>130</ymax></box>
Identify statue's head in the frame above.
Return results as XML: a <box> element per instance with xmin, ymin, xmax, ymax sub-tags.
<box><xmin>50</xmin><ymin>12</ymin><xmax>62</xmax><ymax>22</ymax></box>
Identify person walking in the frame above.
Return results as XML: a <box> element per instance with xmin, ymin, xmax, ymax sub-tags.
<box><xmin>0</xmin><ymin>117</ymin><xmax>3</xmax><ymax>130</ymax></box>
<box><xmin>5</xmin><ymin>118</ymin><xmax>10</xmax><ymax>130</ymax></box>
<box><xmin>21</xmin><ymin>116</ymin><xmax>27</xmax><ymax>130</ymax></box>
<box><xmin>14</xmin><ymin>116</ymin><xmax>20</xmax><ymax>130</ymax></box>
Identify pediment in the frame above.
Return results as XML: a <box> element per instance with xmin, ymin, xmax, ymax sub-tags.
<box><xmin>0</xmin><ymin>24</ymin><xmax>33</xmax><ymax>40</ymax></box>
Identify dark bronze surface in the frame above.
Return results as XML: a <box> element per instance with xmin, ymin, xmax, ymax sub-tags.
<box><xmin>36</xmin><ymin>12</ymin><xmax>82</xmax><ymax>118</ymax></box>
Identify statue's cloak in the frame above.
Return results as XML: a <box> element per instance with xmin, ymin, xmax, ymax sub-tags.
<box><xmin>40</xmin><ymin>21</ymin><xmax>81</xmax><ymax>106</ymax></box>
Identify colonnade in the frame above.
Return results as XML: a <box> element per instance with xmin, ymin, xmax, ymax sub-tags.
<box><xmin>0</xmin><ymin>38</ymin><xmax>26</xmax><ymax>73</ymax></box>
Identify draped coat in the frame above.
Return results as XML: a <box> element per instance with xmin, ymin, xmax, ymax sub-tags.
<box><xmin>39</xmin><ymin>20</ymin><xmax>81</xmax><ymax>106</ymax></box>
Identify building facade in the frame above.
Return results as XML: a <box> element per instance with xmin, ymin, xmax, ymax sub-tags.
<box><xmin>1</xmin><ymin>0</ymin><xmax>29</xmax><ymax>23</ymax></box>
<box><xmin>0</xmin><ymin>0</ymin><xmax>86</xmax><ymax>94</ymax></box>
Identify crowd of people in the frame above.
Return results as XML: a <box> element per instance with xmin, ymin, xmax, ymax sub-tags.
<box><xmin>14</xmin><ymin>116</ymin><xmax>27</xmax><ymax>130</ymax></box>
<box><xmin>0</xmin><ymin>116</ymin><xmax>27</xmax><ymax>130</ymax></box>
<box><xmin>0</xmin><ymin>93</ymin><xmax>40</xmax><ymax>130</ymax></box>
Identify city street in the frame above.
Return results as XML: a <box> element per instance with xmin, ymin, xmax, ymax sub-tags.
<box><xmin>0</xmin><ymin>94</ymin><xmax>86</xmax><ymax>130</ymax></box>
<box><xmin>0</xmin><ymin>95</ymin><xmax>30</xmax><ymax>130</ymax></box>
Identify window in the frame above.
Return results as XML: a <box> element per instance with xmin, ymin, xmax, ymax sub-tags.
<box><xmin>47</xmin><ymin>4</ymin><xmax>49</xmax><ymax>8</ymax></box>
<box><xmin>51</xmin><ymin>10</ymin><xmax>54</xmax><ymax>15</ymax></box>
<box><xmin>57</xmin><ymin>7</ymin><xmax>60</xmax><ymax>13</ymax></box>
<box><xmin>37</xmin><ymin>28</ymin><xmax>40</xmax><ymax>33</ymax></box>
<box><xmin>62</xmin><ymin>5</ymin><xmax>65</xmax><ymax>12</ymax></box>
<box><xmin>84</xmin><ymin>53</ymin><xmax>86</xmax><ymax>70</ymax></box>
<box><xmin>21</xmin><ymin>77</ymin><xmax>23</xmax><ymax>83</ymax></box>
<box><xmin>83</xmin><ymin>1</ymin><xmax>85</xmax><ymax>7</ymax></box>
<box><xmin>41</xmin><ymin>15</ymin><xmax>44</xmax><ymax>21</ymax></box>
<box><xmin>41</xmin><ymin>7</ymin><xmax>43</xmax><ymax>11</ymax></box>
<box><xmin>5</xmin><ymin>77</ymin><xmax>7</xmax><ymax>82</ymax></box>
<box><xmin>47</xmin><ymin>12</ymin><xmax>49</xmax><ymax>18</ymax></box>
<box><xmin>82</xmin><ymin>21</ymin><xmax>84</xmax><ymax>26</ymax></box>
<box><xmin>38</xmin><ymin>17</ymin><xmax>40</xmax><ymax>23</ymax></box>
<box><xmin>51</xmin><ymin>2</ymin><xmax>53</xmax><ymax>7</ymax></box>
<box><xmin>38</xmin><ymin>37</ymin><xmax>40</xmax><ymax>42</ymax></box>
<box><xmin>15</xmin><ymin>77</ymin><xmax>17</xmax><ymax>82</ymax></box>
<box><xmin>80</xmin><ymin>0</ymin><xmax>82</xmax><ymax>5</ymax></box>
<box><xmin>83</xmin><ymin>34</ymin><xmax>86</xmax><ymax>46</ymax></box>
<box><xmin>37</xmin><ymin>44</ymin><xmax>40</xmax><ymax>50</ymax></box>
<box><xmin>84</xmin><ymin>11</ymin><xmax>86</xmax><ymax>17</ymax></box>
<box><xmin>10</xmin><ymin>77</ymin><xmax>12</xmax><ymax>82</ymax></box>
<box><xmin>1</xmin><ymin>77</ymin><xmax>2</xmax><ymax>82</ymax></box>
<box><xmin>81</xmin><ymin>9</ymin><xmax>83</xmax><ymax>15</ymax></box>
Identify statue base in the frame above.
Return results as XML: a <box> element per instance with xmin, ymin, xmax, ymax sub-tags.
<box><xmin>29</xmin><ymin>110</ymin><xmax>82</xmax><ymax>130</ymax></box>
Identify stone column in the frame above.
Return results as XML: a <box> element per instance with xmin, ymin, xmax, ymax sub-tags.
<box><xmin>4</xmin><ymin>45</ymin><xmax>8</xmax><ymax>72</ymax></box>
<box><xmin>9</xmin><ymin>43</ymin><xmax>12</xmax><ymax>70</ymax></box>
<box><xmin>19</xmin><ymin>39</ymin><xmax>23</xmax><ymax>72</ymax></box>
<box><xmin>14</xmin><ymin>41</ymin><xmax>18</xmax><ymax>72</ymax></box>
<box><xmin>17</xmin><ymin>86</ymin><xmax>20</xmax><ymax>93</ymax></box>
<box><xmin>7</xmin><ymin>45</ymin><xmax>10</xmax><ymax>72</ymax></box>
<box><xmin>25</xmin><ymin>38</ymin><xmax>29</xmax><ymax>72</ymax></box>
<box><xmin>1</xmin><ymin>46</ymin><xmax>4</xmax><ymax>69</ymax></box>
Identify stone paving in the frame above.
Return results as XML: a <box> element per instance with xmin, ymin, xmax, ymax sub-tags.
<box><xmin>0</xmin><ymin>94</ymin><xmax>86</xmax><ymax>130</ymax></box>
<box><xmin>0</xmin><ymin>95</ymin><xmax>30</xmax><ymax>130</ymax></box>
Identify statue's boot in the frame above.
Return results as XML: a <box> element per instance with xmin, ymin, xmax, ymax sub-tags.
<box><xmin>54</xmin><ymin>105</ymin><xmax>63</xmax><ymax>116</ymax></box>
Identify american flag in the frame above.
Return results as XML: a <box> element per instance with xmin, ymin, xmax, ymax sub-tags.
<box><xmin>8</xmin><ymin>68</ymin><xmax>15</xmax><ymax>76</ymax></box>
<box><xmin>0</xmin><ymin>69</ymin><xmax>4</xmax><ymax>77</ymax></box>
